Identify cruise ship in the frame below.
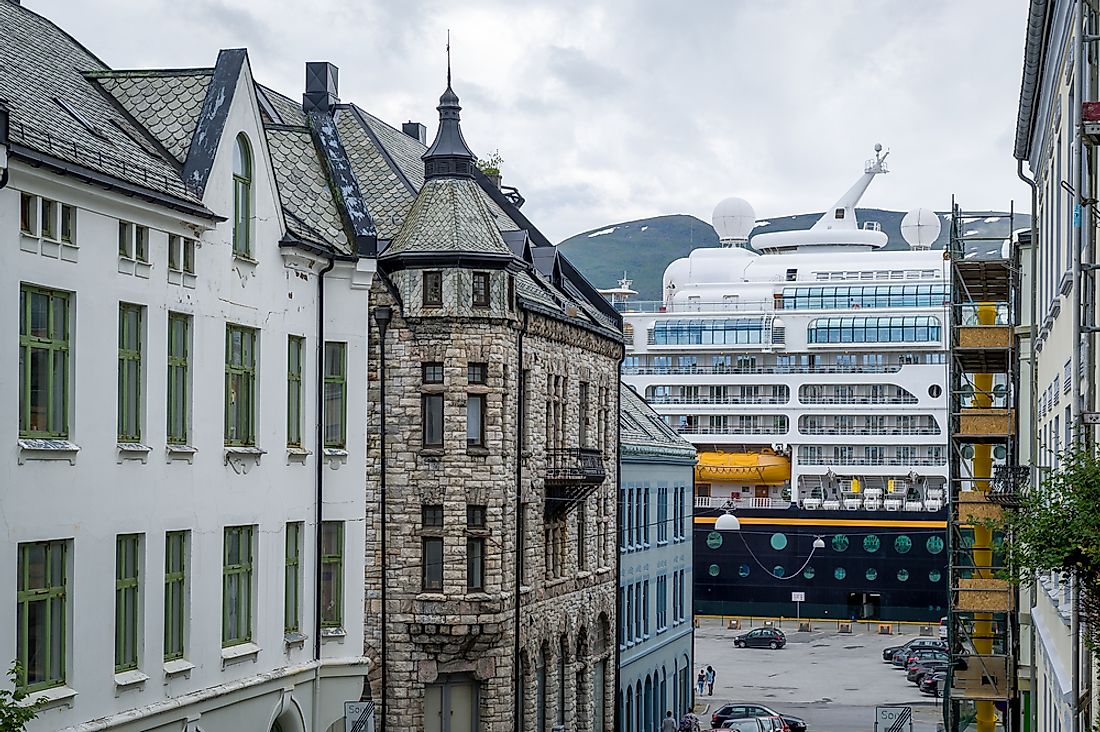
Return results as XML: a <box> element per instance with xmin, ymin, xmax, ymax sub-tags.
<box><xmin>616</xmin><ymin>147</ymin><xmax>950</xmax><ymax>622</ymax></box>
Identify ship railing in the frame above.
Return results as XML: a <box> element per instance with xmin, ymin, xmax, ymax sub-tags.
<box><xmin>694</xmin><ymin>496</ymin><xmax>789</xmax><ymax>510</ymax></box>
<box><xmin>614</xmin><ymin>299</ymin><xmax>775</xmax><ymax>314</ymax></box>
<box><xmin>799</xmin><ymin>395</ymin><xmax>920</xmax><ymax>405</ymax></box>
<box><xmin>676</xmin><ymin>425</ymin><xmax>787</xmax><ymax>435</ymax></box>
<box><xmin>798</xmin><ymin>426</ymin><xmax>942</xmax><ymax>436</ymax></box>
<box><xmin>623</xmin><ymin>364</ymin><xmax>905</xmax><ymax>376</ymax></box>
<box><xmin>796</xmin><ymin>455</ymin><xmax>947</xmax><ymax>467</ymax></box>
<box><xmin>646</xmin><ymin>395</ymin><xmax>789</xmax><ymax>405</ymax></box>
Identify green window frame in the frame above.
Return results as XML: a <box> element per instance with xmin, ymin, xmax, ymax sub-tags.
<box><xmin>115</xmin><ymin>534</ymin><xmax>141</xmax><ymax>672</ymax></box>
<box><xmin>118</xmin><ymin>304</ymin><xmax>143</xmax><ymax>442</ymax></box>
<box><xmin>232</xmin><ymin>134</ymin><xmax>253</xmax><ymax>258</ymax></box>
<box><xmin>287</xmin><ymin>336</ymin><xmax>304</xmax><ymax>446</ymax></box>
<box><xmin>164</xmin><ymin>531</ymin><xmax>187</xmax><ymax>661</ymax></box>
<box><xmin>167</xmin><ymin>313</ymin><xmax>190</xmax><ymax>445</ymax></box>
<box><xmin>40</xmin><ymin>198</ymin><xmax>56</xmax><ymax>241</ymax></box>
<box><xmin>19</xmin><ymin>285</ymin><xmax>70</xmax><ymax>438</ymax></box>
<box><xmin>17</xmin><ymin>540</ymin><xmax>66</xmax><ymax>692</ymax></box>
<box><xmin>285</xmin><ymin>522</ymin><xmax>302</xmax><ymax>634</ymax></box>
<box><xmin>324</xmin><ymin>342</ymin><xmax>347</xmax><ymax>448</ymax></box>
<box><xmin>225</xmin><ymin>324</ymin><xmax>257</xmax><ymax>446</ymax></box>
<box><xmin>320</xmin><ymin>522</ymin><xmax>344</xmax><ymax>628</ymax></box>
<box><xmin>223</xmin><ymin>525</ymin><xmax>254</xmax><ymax>647</ymax></box>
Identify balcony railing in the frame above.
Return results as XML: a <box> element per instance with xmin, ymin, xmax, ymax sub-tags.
<box><xmin>614</xmin><ymin>299</ymin><xmax>775</xmax><ymax>314</ymax></box>
<box><xmin>646</xmin><ymin>395</ymin><xmax>789</xmax><ymax>405</ymax></box>
<box><xmin>694</xmin><ymin>496</ymin><xmax>788</xmax><ymax>510</ymax></box>
<box><xmin>796</xmin><ymin>455</ymin><xmax>947</xmax><ymax>467</ymax></box>
<box><xmin>544</xmin><ymin>448</ymin><xmax>606</xmax><ymax>518</ymax></box>
<box><xmin>798</xmin><ymin>426</ymin><xmax>941</xmax><ymax>436</ymax></box>
<box><xmin>676</xmin><ymin>425</ymin><xmax>787</xmax><ymax>435</ymax></box>
<box><xmin>799</xmin><ymin>395</ymin><xmax>919</xmax><ymax>405</ymax></box>
<box><xmin>624</xmin><ymin>364</ymin><xmax>905</xmax><ymax>376</ymax></box>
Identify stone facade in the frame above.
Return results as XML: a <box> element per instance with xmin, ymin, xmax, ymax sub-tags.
<box><xmin>365</xmin><ymin>268</ymin><xmax>621</xmax><ymax>731</ymax></box>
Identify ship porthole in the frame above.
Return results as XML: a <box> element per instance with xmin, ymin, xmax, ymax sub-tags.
<box><xmin>834</xmin><ymin>567</ymin><xmax>846</xmax><ymax>580</ymax></box>
<box><xmin>803</xmin><ymin>567</ymin><xmax>815</xmax><ymax>579</ymax></box>
<box><xmin>770</xmin><ymin>533</ymin><xmax>788</xmax><ymax>551</ymax></box>
<box><xmin>706</xmin><ymin>531</ymin><xmax>723</xmax><ymax>549</ymax></box>
<box><xmin>926</xmin><ymin>536</ymin><xmax>945</xmax><ymax>554</ymax></box>
<box><xmin>738</xmin><ymin>564</ymin><xmax>750</xmax><ymax>577</ymax></box>
<box><xmin>773</xmin><ymin>565</ymin><xmax>785</xmax><ymax>578</ymax></box>
<box><xmin>894</xmin><ymin>536</ymin><xmax>912</xmax><ymax>554</ymax></box>
<box><xmin>863</xmin><ymin>535</ymin><xmax>881</xmax><ymax>553</ymax></box>
<box><xmin>929</xmin><ymin>569</ymin><xmax>942</xmax><ymax>583</ymax></box>
<box><xmin>865</xmin><ymin>567</ymin><xmax>878</xmax><ymax>581</ymax></box>
<box><xmin>708</xmin><ymin>564</ymin><xmax>720</xmax><ymax>577</ymax></box>
<box><xmin>831</xmin><ymin>535</ymin><xmax>849</xmax><ymax>552</ymax></box>
<box><xmin>897</xmin><ymin>569</ymin><xmax>910</xmax><ymax>582</ymax></box>
<box><xmin>929</xmin><ymin>384</ymin><xmax>942</xmax><ymax>398</ymax></box>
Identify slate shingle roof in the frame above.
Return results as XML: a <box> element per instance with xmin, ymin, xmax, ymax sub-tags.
<box><xmin>265</xmin><ymin>126</ymin><xmax>347</xmax><ymax>250</ymax></box>
<box><xmin>335</xmin><ymin>108</ymin><xmax>414</xmax><ymax>240</ymax></box>
<box><xmin>620</xmin><ymin>385</ymin><xmax>696</xmax><ymax>460</ymax></box>
<box><xmin>0</xmin><ymin>1</ymin><xmax>206</xmax><ymax>211</ymax></box>
<box><xmin>91</xmin><ymin>70</ymin><xmax>212</xmax><ymax>163</ymax></box>
<box><xmin>383</xmin><ymin>177</ymin><xmax>514</xmax><ymax>258</ymax></box>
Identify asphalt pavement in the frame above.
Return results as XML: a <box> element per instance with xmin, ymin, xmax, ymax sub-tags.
<box><xmin>693</xmin><ymin>617</ymin><xmax>946</xmax><ymax>732</ymax></box>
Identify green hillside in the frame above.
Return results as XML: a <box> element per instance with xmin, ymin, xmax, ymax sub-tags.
<box><xmin>557</xmin><ymin>209</ymin><xmax>1030</xmax><ymax>301</ymax></box>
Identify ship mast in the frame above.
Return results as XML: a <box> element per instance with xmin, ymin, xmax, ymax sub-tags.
<box><xmin>811</xmin><ymin>143</ymin><xmax>890</xmax><ymax>232</ymax></box>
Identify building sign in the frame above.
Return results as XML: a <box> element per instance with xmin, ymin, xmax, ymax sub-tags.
<box><xmin>345</xmin><ymin>701</ymin><xmax>375</xmax><ymax>732</ymax></box>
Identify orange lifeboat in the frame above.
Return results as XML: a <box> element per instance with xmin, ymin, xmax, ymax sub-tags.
<box><xmin>695</xmin><ymin>450</ymin><xmax>791</xmax><ymax>486</ymax></box>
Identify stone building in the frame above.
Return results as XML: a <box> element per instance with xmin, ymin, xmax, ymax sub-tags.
<box><xmin>618</xmin><ymin>386</ymin><xmax>696</xmax><ymax>732</ymax></box>
<box><xmin>365</xmin><ymin>77</ymin><xmax>623</xmax><ymax>731</ymax></box>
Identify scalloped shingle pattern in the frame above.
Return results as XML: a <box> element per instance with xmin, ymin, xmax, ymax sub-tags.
<box><xmin>620</xmin><ymin>385</ymin><xmax>696</xmax><ymax>455</ymax></box>
<box><xmin>335</xmin><ymin>109</ymin><xmax>413</xmax><ymax>240</ymax></box>
<box><xmin>265</xmin><ymin>127</ymin><xmax>348</xmax><ymax>251</ymax></box>
<box><xmin>94</xmin><ymin>72</ymin><xmax>211</xmax><ymax>162</ymax></box>
<box><xmin>383</xmin><ymin>178</ymin><xmax>513</xmax><ymax>257</ymax></box>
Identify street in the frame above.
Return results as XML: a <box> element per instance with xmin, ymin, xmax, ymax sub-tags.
<box><xmin>693</xmin><ymin>618</ymin><xmax>945</xmax><ymax>732</ymax></box>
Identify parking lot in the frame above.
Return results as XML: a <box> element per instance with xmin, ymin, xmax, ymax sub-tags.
<box><xmin>693</xmin><ymin>617</ymin><xmax>945</xmax><ymax>731</ymax></box>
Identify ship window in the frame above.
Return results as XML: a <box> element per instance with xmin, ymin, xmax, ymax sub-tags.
<box><xmin>863</xmin><ymin>535</ymin><xmax>881</xmax><ymax>553</ymax></box>
<box><xmin>705</xmin><ymin>531</ymin><xmax>723</xmax><ymax>550</ymax></box>
<box><xmin>834</xmin><ymin>567</ymin><xmax>846</xmax><ymax>580</ymax></box>
<box><xmin>770</xmin><ymin>533</ymin><xmax>788</xmax><ymax>551</ymax></box>
<box><xmin>772</xmin><ymin>566</ymin><xmax>785</xmax><ymax>578</ymax></box>
<box><xmin>834</xmin><ymin>208</ymin><xmax>844</xmax><ymax>219</ymax></box>
<box><xmin>865</xmin><ymin>567</ymin><xmax>878</xmax><ymax>581</ymax></box>
<box><xmin>929</xmin><ymin>569</ymin><xmax>942</xmax><ymax>583</ymax></box>
<box><xmin>781</xmin><ymin>283</ymin><xmax>947</xmax><ymax>310</ymax></box>
<box><xmin>651</xmin><ymin>318</ymin><xmax>764</xmax><ymax>346</ymax></box>
<box><xmin>926</xmin><ymin>536</ymin><xmax>945</xmax><ymax>555</ymax></box>
<box><xmin>738</xmin><ymin>564</ymin><xmax>750</xmax><ymax>578</ymax></box>
<box><xmin>894</xmin><ymin>536</ymin><xmax>912</xmax><ymax>554</ymax></box>
<box><xmin>807</xmin><ymin>316</ymin><xmax>941</xmax><ymax>344</ymax></box>
<box><xmin>803</xmin><ymin>567</ymin><xmax>816</xmax><ymax>580</ymax></box>
<box><xmin>708</xmin><ymin>564</ymin><xmax>720</xmax><ymax>577</ymax></box>
<box><xmin>897</xmin><ymin>569</ymin><xmax>910</xmax><ymax>582</ymax></box>
<box><xmin>831</xmin><ymin>535</ymin><xmax>849</xmax><ymax>552</ymax></box>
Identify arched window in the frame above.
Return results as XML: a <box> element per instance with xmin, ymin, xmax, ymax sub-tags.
<box><xmin>233</xmin><ymin>133</ymin><xmax>253</xmax><ymax>258</ymax></box>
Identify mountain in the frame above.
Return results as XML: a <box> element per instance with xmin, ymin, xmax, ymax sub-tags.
<box><xmin>557</xmin><ymin>209</ymin><xmax>1031</xmax><ymax>301</ymax></box>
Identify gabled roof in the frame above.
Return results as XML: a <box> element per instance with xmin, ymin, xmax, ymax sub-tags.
<box><xmin>0</xmin><ymin>0</ymin><xmax>211</xmax><ymax>217</ymax></box>
<box><xmin>620</xmin><ymin>385</ymin><xmax>697</xmax><ymax>461</ymax></box>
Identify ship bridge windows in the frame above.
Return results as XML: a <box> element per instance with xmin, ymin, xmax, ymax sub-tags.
<box><xmin>650</xmin><ymin>318</ymin><xmax>765</xmax><ymax>346</ymax></box>
<box><xmin>807</xmin><ymin>316</ymin><xmax>942</xmax><ymax>344</ymax></box>
<box><xmin>781</xmin><ymin>283</ymin><xmax>948</xmax><ymax>310</ymax></box>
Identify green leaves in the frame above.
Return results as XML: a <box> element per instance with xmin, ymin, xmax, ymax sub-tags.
<box><xmin>0</xmin><ymin>662</ymin><xmax>43</xmax><ymax>731</ymax></box>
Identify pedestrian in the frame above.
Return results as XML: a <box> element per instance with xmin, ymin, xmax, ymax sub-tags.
<box><xmin>696</xmin><ymin>669</ymin><xmax>705</xmax><ymax>697</ymax></box>
<box><xmin>705</xmin><ymin>665</ymin><xmax>716</xmax><ymax>696</ymax></box>
<box><xmin>661</xmin><ymin>711</ymin><xmax>678</xmax><ymax>732</ymax></box>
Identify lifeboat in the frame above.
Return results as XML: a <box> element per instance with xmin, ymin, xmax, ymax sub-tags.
<box><xmin>695</xmin><ymin>450</ymin><xmax>791</xmax><ymax>485</ymax></box>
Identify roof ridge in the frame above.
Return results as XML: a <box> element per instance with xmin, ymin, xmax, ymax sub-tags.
<box><xmin>86</xmin><ymin>68</ymin><xmax>214</xmax><ymax>79</ymax></box>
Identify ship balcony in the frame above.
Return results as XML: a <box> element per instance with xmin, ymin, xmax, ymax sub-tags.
<box><xmin>955</xmin><ymin>408</ymin><xmax>1015</xmax><ymax>442</ymax></box>
<box><xmin>544</xmin><ymin>448</ymin><xmax>606</xmax><ymax>518</ymax></box>
<box><xmin>953</xmin><ymin>578</ymin><xmax>1014</xmax><ymax>614</ymax></box>
<box><xmin>949</xmin><ymin>654</ymin><xmax>1013</xmax><ymax>701</ymax></box>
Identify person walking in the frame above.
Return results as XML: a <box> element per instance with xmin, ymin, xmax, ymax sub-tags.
<box><xmin>696</xmin><ymin>669</ymin><xmax>706</xmax><ymax>697</ymax></box>
<box><xmin>705</xmin><ymin>665</ymin><xmax>716</xmax><ymax>696</ymax></box>
<box><xmin>661</xmin><ymin>711</ymin><xmax>678</xmax><ymax>732</ymax></box>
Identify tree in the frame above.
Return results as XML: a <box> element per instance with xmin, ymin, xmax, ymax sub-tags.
<box><xmin>0</xmin><ymin>663</ymin><xmax>42</xmax><ymax>732</ymax></box>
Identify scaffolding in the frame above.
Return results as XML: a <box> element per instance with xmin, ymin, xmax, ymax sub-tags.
<box><xmin>945</xmin><ymin>202</ymin><xmax>1022</xmax><ymax>732</ymax></box>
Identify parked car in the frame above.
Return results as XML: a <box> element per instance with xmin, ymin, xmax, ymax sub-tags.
<box><xmin>893</xmin><ymin>645</ymin><xmax>947</xmax><ymax>668</ymax></box>
<box><xmin>733</xmin><ymin>628</ymin><xmax>787</xmax><ymax>650</ymax></box>
<box><xmin>938</xmin><ymin>616</ymin><xmax>948</xmax><ymax>640</ymax></box>
<box><xmin>908</xmin><ymin>658</ymin><xmax>949</xmax><ymax>684</ymax></box>
<box><xmin>882</xmin><ymin>637</ymin><xmax>946</xmax><ymax>662</ymax></box>
<box><xmin>712</xmin><ymin>703</ymin><xmax>804</xmax><ymax>731</ymax></box>
<box><xmin>721</xmin><ymin>721</ymin><xmax>769</xmax><ymax>732</ymax></box>
<box><xmin>920</xmin><ymin>670</ymin><xmax>947</xmax><ymax>697</ymax></box>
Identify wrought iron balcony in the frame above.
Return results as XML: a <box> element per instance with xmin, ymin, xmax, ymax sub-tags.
<box><xmin>544</xmin><ymin>448</ymin><xmax>606</xmax><ymax>518</ymax></box>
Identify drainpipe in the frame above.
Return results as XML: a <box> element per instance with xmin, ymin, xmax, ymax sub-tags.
<box><xmin>313</xmin><ymin>256</ymin><xmax>335</xmax><ymax>732</ymax></box>
<box><xmin>373</xmin><ymin>304</ymin><xmax>392</xmax><ymax>732</ymax></box>
<box><xmin>514</xmin><ymin>308</ymin><xmax>529</xmax><ymax>732</ymax></box>
<box><xmin>613</xmin><ymin>346</ymin><xmax>624</xmax><ymax>732</ymax></box>
<box><xmin>0</xmin><ymin>103</ymin><xmax>10</xmax><ymax>190</ymax></box>
<box><xmin>1074</xmin><ymin>5</ymin><xmax>1086</xmax><ymax>732</ymax></box>
<box><xmin>1017</xmin><ymin>158</ymin><xmax>1040</xmax><ymax>732</ymax></box>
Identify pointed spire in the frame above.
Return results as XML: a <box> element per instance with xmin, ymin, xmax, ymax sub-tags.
<box><xmin>423</xmin><ymin>33</ymin><xmax>477</xmax><ymax>179</ymax></box>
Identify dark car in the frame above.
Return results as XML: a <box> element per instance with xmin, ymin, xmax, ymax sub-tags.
<box><xmin>893</xmin><ymin>646</ymin><xmax>946</xmax><ymax>668</ymax></box>
<box><xmin>733</xmin><ymin>628</ymin><xmax>787</xmax><ymax>650</ymax></box>
<box><xmin>712</xmin><ymin>703</ymin><xmax>805</xmax><ymax>732</ymax></box>
<box><xmin>882</xmin><ymin>637</ymin><xmax>946</xmax><ymax>662</ymax></box>
<box><xmin>920</xmin><ymin>670</ymin><xmax>947</xmax><ymax>696</ymax></box>
<box><xmin>907</xmin><ymin>658</ymin><xmax>949</xmax><ymax>683</ymax></box>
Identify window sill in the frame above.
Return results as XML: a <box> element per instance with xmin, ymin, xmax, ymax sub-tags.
<box><xmin>284</xmin><ymin>631</ymin><xmax>308</xmax><ymax>647</ymax></box>
<box><xmin>464</xmin><ymin>591</ymin><xmax>493</xmax><ymax>601</ymax></box>
<box><xmin>20</xmin><ymin>684</ymin><xmax>77</xmax><ymax>710</ymax></box>
<box><xmin>287</xmin><ymin>446</ymin><xmax>312</xmax><ymax>465</ymax></box>
<box><xmin>416</xmin><ymin>592</ymin><xmax>448</xmax><ymax>602</ymax></box>
<box><xmin>168</xmin><ymin>269</ymin><xmax>197</xmax><ymax>289</ymax></box>
<box><xmin>221</xmin><ymin>642</ymin><xmax>261</xmax><ymax>667</ymax></box>
<box><xmin>466</xmin><ymin>446</ymin><xmax>490</xmax><ymax>457</ymax></box>
<box><xmin>321</xmin><ymin>627</ymin><xmax>346</xmax><ymax>639</ymax></box>
<box><xmin>113</xmin><ymin>669</ymin><xmax>149</xmax><ymax>692</ymax></box>
<box><xmin>419</xmin><ymin>447</ymin><xmax>445</xmax><ymax>458</ymax></box>
<box><xmin>233</xmin><ymin>253</ymin><xmax>259</xmax><ymax>266</ymax></box>
<box><xmin>225</xmin><ymin>446</ymin><xmax>266</xmax><ymax>474</ymax></box>
<box><xmin>1060</xmin><ymin>270</ymin><xmax>1073</xmax><ymax>297</ymax></box>
<box><xmin>162</xmin><ymin>659</ymin><xmax>194</xmax><ymax>677</ymax></box>
<box><xmin>166</xmin><ymin>444</ymin><xmax>198</xmax><ymax>464</ymax></box>
<box><xmin>117</xmin><ymin>442</ymin><xmax>152</xmax><ymax>464</ymax></box>
<box><xmin>323</xmin><ymin>447</ymin><xmax>348</xmax><ymax>469</ymax></box>
<box><xmin>18</xmin><ymin>438</ymin><xmax>80</xmax><ymax>465</ymax></box>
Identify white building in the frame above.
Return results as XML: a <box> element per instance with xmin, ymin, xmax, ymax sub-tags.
<box><xmin>0</xmin><ymin>3</ymin><xmax>379</xmax><ymax>730</ymax></box>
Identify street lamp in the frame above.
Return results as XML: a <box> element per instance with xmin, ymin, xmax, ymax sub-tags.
<box><xmin>714</xmin><ymin>511</ymin><xmax>740</xmax><ymax>532</ymax></box>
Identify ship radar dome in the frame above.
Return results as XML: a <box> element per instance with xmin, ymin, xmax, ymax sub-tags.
<box><xmin>900</xmin><ymin>207</ymin><xmax>942</xmax><ymax>250</ymax></box>
<box><xmin>712</xmin><ymin>197</ymin><xmax>756</xmax><ymax>247</ymax></box>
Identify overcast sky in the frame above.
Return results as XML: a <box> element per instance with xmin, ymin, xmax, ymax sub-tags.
<box><xmin>31</xmin><ymin>0</ymin><xmax>1031</xmax><ymax>242</ymax></box>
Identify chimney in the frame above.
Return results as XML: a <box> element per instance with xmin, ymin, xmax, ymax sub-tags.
<box><xmin>402</xmin><ymin>121</ymin><xmax>426</xmax><ymax>145</ymax></box>
<box><xmin>303</xmin><ymin>62</ymin><xmax>339</xmax><ymax>114</ymax></box>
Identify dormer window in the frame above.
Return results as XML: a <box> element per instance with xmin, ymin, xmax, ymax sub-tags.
<box><xmin>423</xmin><ymin>271</ymin><xmax>443</xmax><ymax>307</ymax></box>
<box><xmin>232</xmin><ymin>134</ymin><xmax>253</xmax><ymax>259</ymax></box>
<box><xmin>472</xmin><ymin>272</ymin><xmax>490</xmax><ymax>307</ymax></box>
